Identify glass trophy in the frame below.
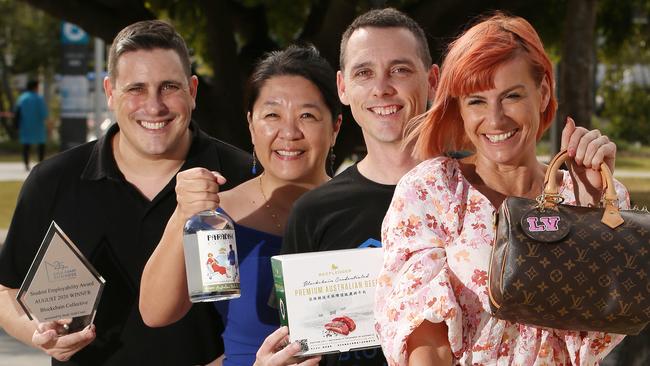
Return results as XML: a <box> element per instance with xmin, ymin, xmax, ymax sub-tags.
<box><xmin>16</xmin><ymin>221</ymin><xmax>105</xmax><ymax>333</ymax></box>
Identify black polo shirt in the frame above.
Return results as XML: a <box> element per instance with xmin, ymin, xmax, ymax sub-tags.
<box><xmin>0</xmin><ymin>121</ymin><xmax>252</xmax><ymax>365</ymax></box>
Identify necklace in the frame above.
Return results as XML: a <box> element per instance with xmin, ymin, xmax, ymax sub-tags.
<box><xmin>258</xmin><ymin>176</ymin><xmax>282</xmax><ymax>229</ymax></box>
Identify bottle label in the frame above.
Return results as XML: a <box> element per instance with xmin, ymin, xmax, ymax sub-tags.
<box><xmin>197</xmin><ymin>229</ymin><xmax>239</xmax><ymax>291</ymax></box>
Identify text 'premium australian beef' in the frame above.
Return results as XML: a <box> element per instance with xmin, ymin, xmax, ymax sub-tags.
<box><xmin>271</xmin><ymin>248</ymin><xmax>383</xmax><ymax>356</ymax></box>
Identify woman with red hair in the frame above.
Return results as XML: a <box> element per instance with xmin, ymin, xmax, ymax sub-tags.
<box><xmin>375</xmin><ymin>13</ymin><xmax>629</xmax><ymax>365</ymax></box>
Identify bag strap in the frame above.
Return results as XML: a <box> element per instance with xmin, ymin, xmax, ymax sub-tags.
<box><xmin>542</xmin><ymin>149</ymin><xmax>623</xmax><ymax>229</ymax></box>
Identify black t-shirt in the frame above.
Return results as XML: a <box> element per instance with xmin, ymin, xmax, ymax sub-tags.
<box><xmin>0</xmin><ymin>121</ymin><xmax>252</xmax><ymax>366</ymax></box>
<box><xmin>282</xmin><ymin>164</ymin><xmax>394</xmax><ymax>366</ymax></box>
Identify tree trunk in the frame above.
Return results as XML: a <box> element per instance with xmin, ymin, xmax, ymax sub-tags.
<box><xmin>196</xmin><ymin>0</ymin><xmax>249</xmax><ymax>150</ymax></box>
<box><xmin>0</xmin><ymin>55</ymin><xmax>17</xmax><ymax>139</ymax></box>
<box><xmin>554</xmin><ymin>0</ymin><xmax>597</xmax><ymax>153</ymax></box>
<box><xmin>303</xmin><ymin>0</ymin><xmax>360</xmax><ymax>169</ymax></box>
<box><xmin>19</xmin><ymin>0</ymin><xmax>590</xmax><ymax>156</ymax></box>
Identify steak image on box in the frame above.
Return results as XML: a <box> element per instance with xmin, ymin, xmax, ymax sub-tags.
<box><xmin>271</xmin><ymin>248</ymin><xmax>383</xmax><ymax>356</ymax></box>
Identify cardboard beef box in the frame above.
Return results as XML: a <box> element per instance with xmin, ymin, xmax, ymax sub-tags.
<box><xmin>271</xmin><ymin>248</ymin><xmax>383</xmax><ymax>356</ymax></box>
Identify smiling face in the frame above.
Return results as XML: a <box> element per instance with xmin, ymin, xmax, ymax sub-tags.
<box><xmin>337</xmin><ymin>27</ymin><xmax>434</xmax><ymax>148</ymax></box>
<box><xmin>249</xmin><ymin>75</ymin><xmax>340</xmax><ymax>183</ymax></box>
<box><xmin>459</xmin><ymin>55</ymin><xmax>550</xmax><ymax>166</ymax></box>
<box><xmin>104</xmin><ymin>48</ymin><xmax>198</xmax><ymax>160</ymax></box>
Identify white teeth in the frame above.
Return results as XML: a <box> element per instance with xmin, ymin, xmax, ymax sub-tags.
<box><xmin>140</xmin><ymin>121</ymin><xmax>167</xmax><ymax>130</ymax></box>
<box><xmin>370</xmin><ymin>105</ymin><xmax>399</xmax><ymax>116</ymax></box>
<box><xmin>276</xmin><ymin>150</ymin><xmax>302</xmax><ymax>157</ymax></box>
<box><xmin>486</xmin><ymin>130</ymin><xmax>516</xmax><ymax>142</ymax></box>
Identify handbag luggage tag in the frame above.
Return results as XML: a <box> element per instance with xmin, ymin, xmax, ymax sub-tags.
<box><xmin>520</xmin><ymin>193</ymin><xmax>571</xmax><ymax>243</ymax></box>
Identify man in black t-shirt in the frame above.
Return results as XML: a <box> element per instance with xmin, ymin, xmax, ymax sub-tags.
<box><xmin>0</xmin><ymin>20</ymin><xmax>252</xmax><ymax>365</ymax></box>
<box><xmin>281</xmin><ymin>8</ymin><xmax>439</xmax><ymax>366</ymax></box>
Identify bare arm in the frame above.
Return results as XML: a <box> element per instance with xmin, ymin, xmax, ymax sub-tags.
<box><xmin>407</xmin><ymin>320</ymin><xmax>453</xmax><ymax>366</ymax></box>
<box><xmin>140</xmin><ymin>209</ymin><xmax>193</xmax><ymax>326</ymax></box>
<box><xmin>0</xmin><ymin>284</ymin><xmax>95</xmax><ymax>361</ymax></box>
<box><xmin>139</xmin><ymin>168</ymin><xmax>226</xmax><ymax>327</ymax></box>
<box><xmin>0</xmin><ymin>284</ymin><xmax>37</xmax><ymax>344</ymax></box>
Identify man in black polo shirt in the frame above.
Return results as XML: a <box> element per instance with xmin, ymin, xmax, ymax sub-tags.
<box><xmin>0</xmin><ymin>20</ymin><xmax>251</xmax><ymax>365</ymax></box>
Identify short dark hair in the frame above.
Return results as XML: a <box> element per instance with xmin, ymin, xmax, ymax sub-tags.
<box><xmin>108</xmin><ymin>20</ymin><xmax>191</xmax><ymax>81</ymax></box>
<box><xmin>339</xmin><ymin>8</ymin><xmax>432</xmax><ymax>70</ymax></box>
<box><xmin>247</xmin><ymin>44</ymin><xmax>341</xmax><ymax>121</ymax></box>
<box><xmin>26</xmin><ymin>80</ymin><xmax>39</xmax><ymax>91</ymax></box>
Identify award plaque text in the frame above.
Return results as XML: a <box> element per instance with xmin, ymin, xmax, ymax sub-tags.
<box><xmin>16</xmin><ymin>221</ymin><xmax>105</xmax><ymax>332</ymax></box>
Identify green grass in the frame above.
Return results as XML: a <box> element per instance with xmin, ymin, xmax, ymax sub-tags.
<box><xmin>617</xmin><ymin>177</ymin><xmax>650</xmax><ymax>207</ymax></box>
<box><xmin>617</xmin><ymin>178</ymin><xmax>650</xmax><ymax>192</ymax></box>
<box><xmin>0</xmin><ymin>141</ymin><xmax>59</xmax><ymax>162</ymax></box>
<box><xmin>0</xmin><ymin>143</ymin><xmax>648</xmax><ymax>229</ymax></box>
<box><xmin>0</xmin><ymin>181</ymin><xmax>22</xmax><ymax>229</ymax></box>
<box><xmin>616</xmin><ymin>157</ymin><xmax>650</xmax><ymax>171</ymax></box>
<box><xmin>0</xmin><ymin>179</ymin><xmax>647</xmax><ymax>230</ymax></box>
<box><xmin>535</xmin><ymin>142</ymin><xmax>650</xmax><ymax>171</ymax></box>
<box><xmin>629</xmin><ymin>192</ymin><xmax>650</xmax><ymax>208</ymax></box>
<box><xmin>0</xmin><ymin>154</ymin><xmax>21</xmax><ymax>162</ymax></box>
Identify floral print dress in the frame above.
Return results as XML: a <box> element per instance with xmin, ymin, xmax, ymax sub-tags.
<box><xmin>375</xmin><ymin>156</ymin><xmax>630</xmax><ymax>366</ymax></box>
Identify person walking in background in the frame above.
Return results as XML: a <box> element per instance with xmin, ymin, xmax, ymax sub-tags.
<box><xmin>15</xmin><ymin>79</ymin><xmax>48</xmax><ymax>171</ymax></box>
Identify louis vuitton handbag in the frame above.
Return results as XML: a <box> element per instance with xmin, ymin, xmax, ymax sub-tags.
<box><xmin>488</xmin><ymin>150</ymin><xmax>650</xmax><ymax>334</ymax></box>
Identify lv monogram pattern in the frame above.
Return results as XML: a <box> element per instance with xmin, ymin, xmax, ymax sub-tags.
<box><xmin>490</xmin><ymin>196</ymin><xmax>650</xmax><ymax>334</ymax></box>
<box><xmin>377</xmin><ymin>157</ymin><xmax>629</xmax><ymax>366</ymax></box>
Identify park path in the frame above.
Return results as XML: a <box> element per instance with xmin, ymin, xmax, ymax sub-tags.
<box><xmin>0</xmin><ymin>330</ymin><xmax>49</xmax><ymax>366</ymax></box>
<box><xmin>0</xmin><ymin>162</ymin><xmax>48</xmax><ymax>364</ymax></box>
<box><xmin>0</xmin><ymin>162</ymin><xmax>29</xmax><ymax>182</ymax></box>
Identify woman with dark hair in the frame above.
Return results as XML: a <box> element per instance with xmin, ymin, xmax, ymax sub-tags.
<box><xmin>375</xmin><ymin>14</ymin><xmax>629</xmax><ymax>365</ymax></box>
<box><xmin>140</xmin><ymin>44</ymin><xmax>341</xmax><ymax>366</ymax></box>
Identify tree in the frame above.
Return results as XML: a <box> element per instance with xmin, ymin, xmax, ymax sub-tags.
<box><xmin>554</xmin><ymin>0</ymin><xmax>598</xmax><ymax>154</ymax></box>
<box><xmin>19</xmin><ymin>0</ymin><xmax>562</xmax><ymax>160</ymax></box>
<box><xmin>16</xmin><ymin>0</ymin><xmax>643</xmax><ymax>163</ymax></box>
<box><xmin>596</xmin><ymin>0</ymin><xmax>650</xmax><ymax>147</ymax></box>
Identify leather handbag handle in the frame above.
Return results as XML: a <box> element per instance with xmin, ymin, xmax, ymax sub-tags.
<box><xmin>541</xmin><ymin>149</ymin><xmax>624</xmax><ymax>228</ymax></box>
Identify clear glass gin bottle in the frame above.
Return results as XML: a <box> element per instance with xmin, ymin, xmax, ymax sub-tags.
<box><xmin>183</xmin><ymin>210</ymin><xmax>241</xmax><ymax>302</ymax></box>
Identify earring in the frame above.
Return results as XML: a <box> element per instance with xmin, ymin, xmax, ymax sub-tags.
<box><xmin>329</xmin><ymin>146</ymin><xmax>336</xmax><ymax>175</ymax></box>
<box><xmin>251</xmin><ymin>150</ymin><xmax>257</xmax><ymax>175</ymax></box>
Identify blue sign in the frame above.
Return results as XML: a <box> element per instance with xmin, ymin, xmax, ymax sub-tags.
<box><xmin>61</xmin><ymin>22</ymin><xmax>89</xmax><ymax>45</ymax></box>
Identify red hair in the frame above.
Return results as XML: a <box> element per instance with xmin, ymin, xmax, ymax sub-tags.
<box><xmin>407</xmin><ymin>13</ymin><xmax>557</xmax><ymax>160</ymax></box>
